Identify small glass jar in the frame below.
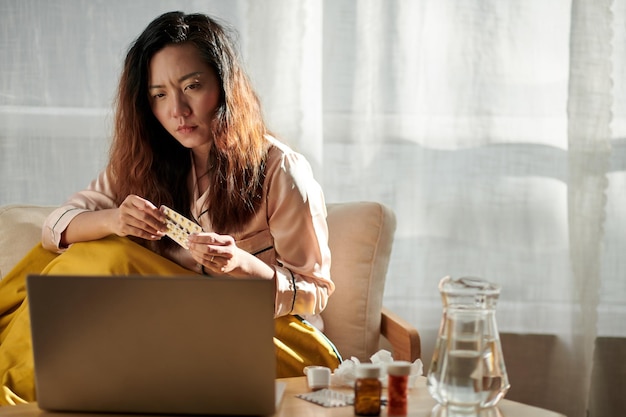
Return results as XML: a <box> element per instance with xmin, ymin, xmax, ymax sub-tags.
<box><xmin>354</xmin><ymin>364</ymin><xmax>382</xmax><ymax>416</ymax></box>
<box><xmin>387</xmin><ymin>361</ymin><xmax>412</xmax><ymax>416</ymax></box>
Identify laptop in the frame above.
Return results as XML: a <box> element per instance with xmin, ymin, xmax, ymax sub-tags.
<box><xmin>26</xmin><ymin>274</ymin><xmax>277</xmax><ymax>416</ymax></box>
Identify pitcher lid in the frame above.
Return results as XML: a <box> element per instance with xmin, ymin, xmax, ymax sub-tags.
<box><xmin>439</xmin><ymin>276</ymin><xmax>501</xmax><ymax>295</ymax></box>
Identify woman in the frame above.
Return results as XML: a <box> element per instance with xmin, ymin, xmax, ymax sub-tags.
<box><xmin>0</xmin><ymin>11</ymin><xmax>340</xmax><ymax>405</ymax></box>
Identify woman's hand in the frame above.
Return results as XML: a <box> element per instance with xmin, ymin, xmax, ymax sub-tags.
<box><xmin>188</xmin><ymin>233</ymin><xmax>275</xmax><ymax>280</ymax></box>
<box><xmin>60</xmin><ymin>195</ymin><xmax>167</xmax><ymax>247</ymax></box>
<box><xmin>111</xmin><ymin>195</ymin><xmax>167</xmax><ymax>240</ymax></box>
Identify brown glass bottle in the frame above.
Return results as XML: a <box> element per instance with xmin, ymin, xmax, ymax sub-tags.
<box><xmin>354</xmin><ymin>364</ymin><xmax>382</xmax><ymax>416</ymax></box>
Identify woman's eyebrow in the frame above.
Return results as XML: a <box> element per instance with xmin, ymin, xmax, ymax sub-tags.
<box><xmin>178</xmin><ymin>71</ymin><xmax>203</xmax><ymax>83</ymax></box>
<box><xmin>148</xmin><ymin>71</ymin><xmax>203</xmax><ymax>90</ymax></box>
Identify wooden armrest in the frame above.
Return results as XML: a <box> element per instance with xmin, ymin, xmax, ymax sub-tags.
<box><xmin>380</xmin><ymin>306</ymin><xmax>421</xmax><ymax>362</ymax></box>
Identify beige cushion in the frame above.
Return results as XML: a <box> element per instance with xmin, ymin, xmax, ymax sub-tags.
<box><xmin>0</xmin><ymin>204</ymin><xmax>55</xmax><ymax>279</ymax></box>
<box><xmin>0</xmin><ymin>202</ymin><xmax>396</xmax><ymax>362</ymax></box>
<box><xmin>322</xmin><ymin>202</ymin><xmax>396</xmax><ymax>361</ymax></box>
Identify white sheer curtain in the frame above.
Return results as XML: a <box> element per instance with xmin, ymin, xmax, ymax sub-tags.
<box><xmin>1</xmin><ymin>1</ymin><xmax>624</xmax><ymax>416</ymax></box>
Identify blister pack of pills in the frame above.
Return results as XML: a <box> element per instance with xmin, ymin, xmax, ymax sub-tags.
<box><xmin>160</xmin><ymin>205</ymin><xmax>202</xmax><ymax>250</ymax></box>
<box><xmin>296</xmin><ymin>389</ymin><xmax>354</xmax><ymax>407</ymax></box>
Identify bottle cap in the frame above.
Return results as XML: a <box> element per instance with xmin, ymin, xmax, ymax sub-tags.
<box><xmin>356</xmin><ymin>363</ymin><xmax>381</xmax><ymax>379</ymax></box>
<box><xmin>387</xmin><ymin>361</ymin><xmax>412</xmax><ymax>376</ymax></box>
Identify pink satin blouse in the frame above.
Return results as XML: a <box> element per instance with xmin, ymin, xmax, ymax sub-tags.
<box><xmin>41</xmin><ymin>136</ymin><xmax>334</xmax><ymax>321</ymax></box>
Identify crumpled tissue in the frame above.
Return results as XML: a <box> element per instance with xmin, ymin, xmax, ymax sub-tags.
<box><xmin>331</xmin><ymin>349</ymin><xmax>423</xmax><ymax>388</ymax></box>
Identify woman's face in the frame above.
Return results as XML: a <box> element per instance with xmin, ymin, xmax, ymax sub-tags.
<box><xmin>148</xmin><ymin>43</ymin><xmax>221</xmax><ymax>155</ymax></box>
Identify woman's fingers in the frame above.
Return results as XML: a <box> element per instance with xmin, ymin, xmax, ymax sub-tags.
<box><xmin>116</xmin><ymin>195</ymin><xmax>167</xmax><ymax>238</ymax></box>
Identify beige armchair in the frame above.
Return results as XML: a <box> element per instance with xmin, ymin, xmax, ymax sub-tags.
<box><xmin>0</xmin><ymin>202</ymin><xmax>420</xmax><ymax>363</ymax></box>
<box><xmin>323</xmin><ymin>202</ymin><xmax>420</xmax><ymax>362</ymax></box>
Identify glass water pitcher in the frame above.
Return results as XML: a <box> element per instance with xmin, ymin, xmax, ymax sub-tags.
<box><xmin>426</xmin><ymin>276</ymin><xmax>510</xmax><ymax>411</ymax></box>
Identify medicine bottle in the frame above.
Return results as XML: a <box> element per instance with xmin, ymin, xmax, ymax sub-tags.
<box><xmin>387</xmin><ymin>361</ymin><xmax>412</xmax><ymax>416</ymax></box>
<box><xmin>354</xmin><ymin>364</ymin><xmax>382</xmax><ymax>416</ymax></box>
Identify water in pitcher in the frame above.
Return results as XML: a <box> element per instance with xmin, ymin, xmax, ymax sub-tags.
<box><xmin>441</xmin><ymin>349</ymin><xmax>483</xmax><ymax>407</ymax></box>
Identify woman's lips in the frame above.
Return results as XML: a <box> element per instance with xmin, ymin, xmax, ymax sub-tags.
<box><xmin>176</xmin><ymin>125</ymin><xmax>197</xmax><ymax>134</ymax></box>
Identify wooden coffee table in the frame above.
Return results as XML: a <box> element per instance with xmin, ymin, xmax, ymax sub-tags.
<box><xmin>274</xmin><ymin>376</ymin><xmax>566</xmax><ymax>417</ymax></box>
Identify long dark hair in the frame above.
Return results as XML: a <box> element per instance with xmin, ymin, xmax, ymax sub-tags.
<box><xmin>107</xmin><ymin>11</ymin><xmax>270</xmax><ymax>251</ymax></box>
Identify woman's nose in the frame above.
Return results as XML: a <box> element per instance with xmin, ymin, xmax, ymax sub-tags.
<box><xmin>172</xmin><ymin>95</ymin><xmax>191</xmax><ymax>117</ymax></box>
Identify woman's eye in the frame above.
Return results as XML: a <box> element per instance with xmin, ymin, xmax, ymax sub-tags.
<box><xmin>152</xmin><ymin>93</ymin><xmax>165</xmax><ymax>99</ymax></box>
<box><xmin>185</xmin><ymin>83</ymin><xmax>200</xmax><ymax>91</ymax></box>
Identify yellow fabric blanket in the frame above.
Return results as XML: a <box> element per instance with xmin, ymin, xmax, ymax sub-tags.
<box><xmin>0</xmin><ymin>237</ymin><xmax>340</xmax><ymax>405</ymax></box>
